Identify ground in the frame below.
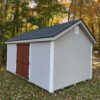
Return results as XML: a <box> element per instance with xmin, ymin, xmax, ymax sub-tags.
<box><xmin>0</xmin><ymin>54</ymin><xmax>100</xmax><ymax>100</ymax></box>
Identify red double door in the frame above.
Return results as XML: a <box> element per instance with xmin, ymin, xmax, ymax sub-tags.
<box><xmin>16</xmin><ymin>44</ymin><xmax>29</xmax><ymax>80</ymax></box>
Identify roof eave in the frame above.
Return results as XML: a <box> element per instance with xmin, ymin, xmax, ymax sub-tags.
<box><xmin>5</xmin><ymin>37</ymin><xmax>55</xmax><ymax>44</ymax></box>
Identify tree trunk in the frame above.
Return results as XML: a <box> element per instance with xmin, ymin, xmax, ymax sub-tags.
<box><xmin>0</xmin><ymin>0</ymin><xmax>7</xmax><ymax>67</ymax></box>
<box><xmin>91</xmin><ymin>24</ymin><xmax>95</xmax><ymax>37</ymax></box>
<box><xmin>0</xmin><ymin>46</ymin><xmax>2</xmax><ymax>67</ymax></box>
<box><xmin>98</xmin><ymin>23</ymin><xmax>100</xmax><ymax>53</ymax></box>
<box><xmin>68</xmin><ymin>0</ymin><xmax>73</xmax><ymax>21</ymax></box>
<box><xmin>0</xmin><ymin>30</ymin><xmax>2</xmax><ymax>67</ymax></box>
<box><xmin>91</xmin><ymin>0</ymin><xmax>100</xmax><ymax>53</ymax></box>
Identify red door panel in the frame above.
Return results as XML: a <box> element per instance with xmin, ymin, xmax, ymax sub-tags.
<box><xmin>16</xmin><ymin>44</ymin><xmax>29</xmax><ymax>79</ymax></box>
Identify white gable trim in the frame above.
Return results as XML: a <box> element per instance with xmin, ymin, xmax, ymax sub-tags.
<box><xmin>6</xmin><ymin>20</ymin><xmax>96</xmax><ymax>44</ymax></box>
<box><xmin>80</xmin><ymin>21</ymin><xmax>96</xmax><ymax>44</ymax></box>
<box><xmin>49</xmin><ymin>41</ymin><xmax>54</xmax><ymax>93</ymax></box>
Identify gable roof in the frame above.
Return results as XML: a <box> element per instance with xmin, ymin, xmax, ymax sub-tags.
<box><xmin>6</xmin><ymin>19</ymin><xmax>96</xmax><ymax>44</ymax></box>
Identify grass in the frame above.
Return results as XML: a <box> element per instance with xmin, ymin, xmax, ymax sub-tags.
<box><xmin>0</xmin><ymin>55</ymin><xmax>100</xmax><ymax>100</ymax></box>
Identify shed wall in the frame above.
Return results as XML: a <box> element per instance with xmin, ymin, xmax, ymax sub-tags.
<box><xmin>53</xmin><ymin>26</ymin><xmax>92</xmax><ymax>91</ymax></box>
<box><xmin>29</xmin><ymin>42</ymin><xmax>50</xmax><ymax>91</ymax></box>
<box><xmin>7</xmin><ymin>44</ymin><xmax>16</xmax><ymax>73</ymax></box>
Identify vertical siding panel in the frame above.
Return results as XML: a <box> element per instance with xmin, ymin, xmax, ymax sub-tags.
<box><xmin>54</xmin><ymin>28</ymin><xmax>92</xmax><ymax>91</ymax></box>
<box><xmin>7</xmin><ymin>44</ymin><xmax>17</xmax><ymax>73</ymax></box>
<box><xmin>29</xmin><ymin>42</ymin><xmax>50</xmax><ymax>91</ymax></box>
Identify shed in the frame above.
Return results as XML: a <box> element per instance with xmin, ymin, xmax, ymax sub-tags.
<box><xmin>6</xmin><ymin>20</ymin><xmax>96</xmax><ymax>93</ymax></box>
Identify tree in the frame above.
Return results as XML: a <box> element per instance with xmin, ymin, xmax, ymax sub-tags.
<box><xmin>68</xmin><ymin>0</ymin><xmax>100</xmax><ymax>51</ymax></box>
<box><xmin>0</xmin><ymin>0</ymin><xmax>67</xmax><ymax>65</ymax></box>
<box><xmin>0</xmin><ymin>0</ymin><xmax>7</xmax><ymax>67</ymax></box>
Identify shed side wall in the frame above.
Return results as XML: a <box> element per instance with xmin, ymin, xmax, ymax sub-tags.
<box><xmin>29</xmin><ymin>42</ymin><xmax>50</xmax><ymax>91</ymax></box>
<box><xmin>7</xmin><ymin>44</ymin><xmax>16</xmax><ymax>73</ymax></box>
<box><xmin>54</xmin><ymin>27</ymin><xmax>92</xmax><ymax>91</ymax></box>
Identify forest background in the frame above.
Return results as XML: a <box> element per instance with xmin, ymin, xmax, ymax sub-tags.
<box><xmin>0</xmin><ymin>0</ymin><xmax>100</xmax><ymax>66</ymax></box>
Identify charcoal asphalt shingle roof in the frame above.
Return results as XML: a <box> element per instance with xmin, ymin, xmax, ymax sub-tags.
<box><xmin>7</xmin><ymin>20</ymin><xmax>80</xmax><ymax>42</ymax></box>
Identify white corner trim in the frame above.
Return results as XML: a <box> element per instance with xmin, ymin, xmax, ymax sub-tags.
<box><xmin>15</xmin><ymin>44</ymin><xmax>17</xmax><ymax>73</ymax></box>
<box><xmin>29</xmin><ymin>43</ymin><xmax>31</xmax><ymax>80</ymax></box>
<box><xmin>49</xmin><ymin>41</ymin><xmax>54</xmax><ymax>93</ymax></box>
<box><xmin>90</xmin><ymin>45</ymin><xmax>93</xmax><ymax>79</ymax></box>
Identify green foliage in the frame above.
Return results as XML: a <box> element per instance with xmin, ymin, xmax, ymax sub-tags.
<box><xmin>0</xmin><ymin>0</ymin><xmax>67</xmax><ymax>63</ymax></box>
<box><xmin>2</xmin><ymin>0</ymin><xmax>66</xmax><ymax>37</ymax></box>
<box><xmin>69</xmin><ymin>0</ymin><xmax>100</xmax><ymax>48</ymax></box>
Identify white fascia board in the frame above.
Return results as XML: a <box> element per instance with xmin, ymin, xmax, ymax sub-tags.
<box><xmin>5</xmin><ymin>37</ymin><xmax>54</xmax><ymax>44</ymax></box>
<box><xmin>49</xmin><ymin>41</ymin><xmax>54</xmax><ymax>93</ymax></box>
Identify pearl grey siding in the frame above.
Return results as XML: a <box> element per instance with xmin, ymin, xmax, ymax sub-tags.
<box><xmin>29</xmin><ymin>42</ymin><xmax>50</xmax><ymax>91</ymax></box>
<box><xmin>53</xmin><ymin>27</ymin><xmax>92</xmax><ymax>91</ymax></box>
<box><xmin>7</xmin><ymin>44</ymin><xmax>17</xmax><ymax>73</ymax></box>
